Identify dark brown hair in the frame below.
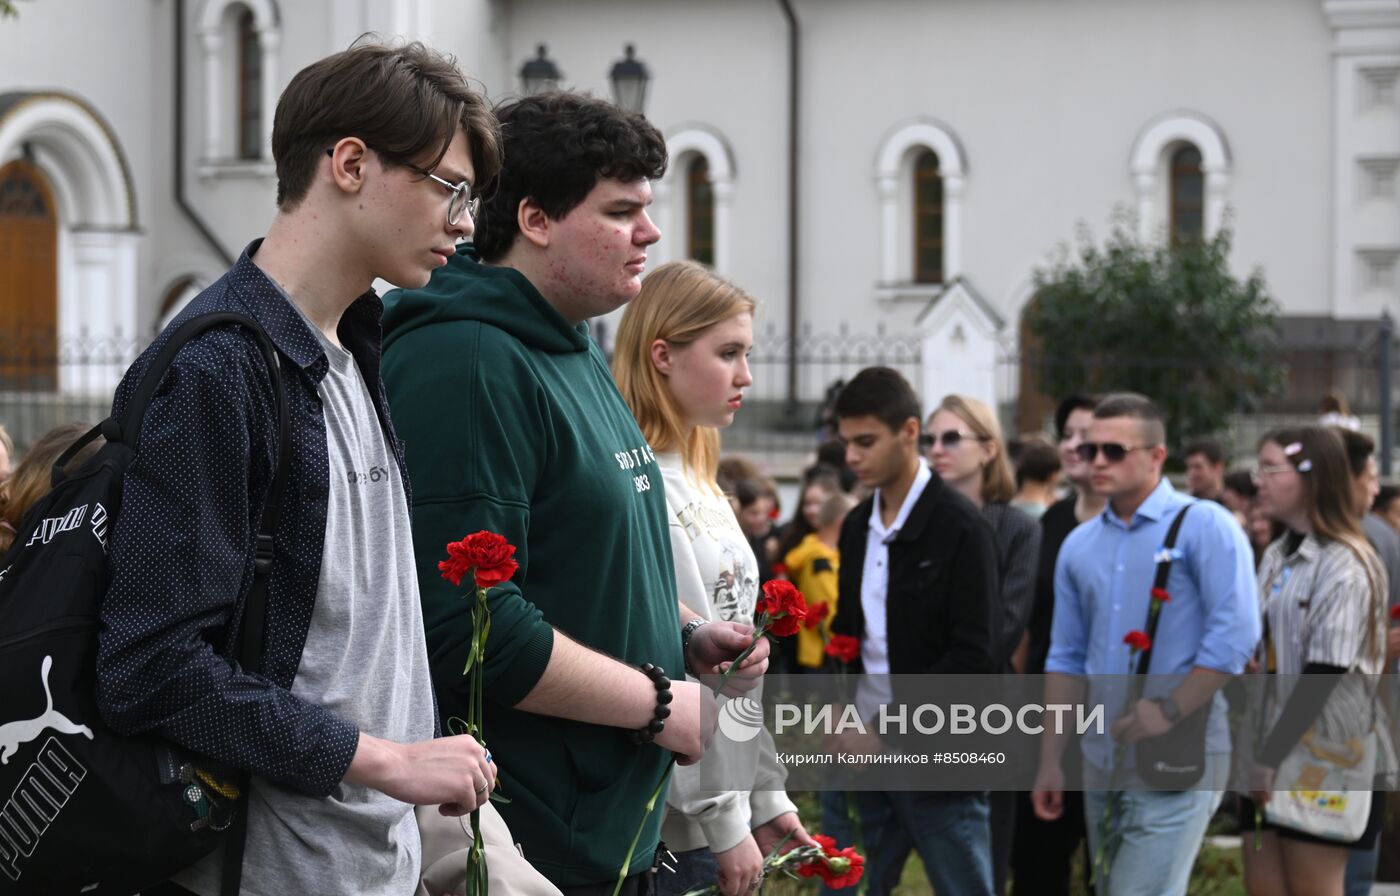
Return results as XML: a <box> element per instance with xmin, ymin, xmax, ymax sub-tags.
<box><xmin>1333</xmin><ymin>426</ymin><xmax>1376</xmax><ymax>479</ymax></box>
<box><xmin>833</xmin><ymin>367</ymin><xmax>922</xmax><ymax>434</ymax></box>
<box><xmin>272</xmin><ymin>39</ymin><xmax>502</xmax><ymax>209</ymax></box>
<box><xmin>474</xmin><ymin>91</ymin><xmax>667</xmax><ymax>262</ymax></box>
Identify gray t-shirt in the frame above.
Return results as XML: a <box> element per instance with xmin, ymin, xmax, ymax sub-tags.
<box><xmin>177</xmin><ymin>311</ymin><xmax>436</xmax><ymax>896</ymax></box>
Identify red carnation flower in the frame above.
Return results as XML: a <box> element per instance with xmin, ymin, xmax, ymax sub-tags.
<box><xmin>1123</xmin><ymin>630</ymin><xmax>1152</xmax><ymax>652</ymax></box>
<box><xmin>1390</xmin><ymin>604</ymin><xmax>1400</xmax><ymax>622</ymax></box>
<box><xmin>796</xmin><ymin>835</ymin><xmax>865</xmax><ymax>888</ymax></box>
<box><xmin>440</xmin><ymin>531</ymin><xmax>519</xmax><ymax>590</ymax></box>
<box><xmin>796</xmin><ymin>836</ymin><xmax>838</xmax><ymax>878</ymax></box>
<box><xmin>825</xmin><ymin>634</ymin><xmax>861</xmax><ymax>664</ymax></box>
<box><xmin>1151</xmin><ymin>587</ymin><xmax>1171</xmax><ymax>603</ymax></box>
<box><xmin>825</xmin><ymin>847</ymin><xmax>865</xmax><ymax>889</ymax></box>
<box><xmin>804</xmin><ymin>602</ymin><xmax>831</xmax><ymax>629</ymax></box>
<box><xmin>757</xmin><ymin>579</ymin><xmax>808</xmax><ymax>636</ymax></box>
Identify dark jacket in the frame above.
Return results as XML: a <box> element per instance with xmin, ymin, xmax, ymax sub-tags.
<box><xmin>832</xmin><ymin>469</ymin><xmax>1001</xmax><ymax>674</ymax></box>
<box><xmin>96</xmin><ymin>241</ymin><xmax>408</xmax><ymax>797</ymax></box>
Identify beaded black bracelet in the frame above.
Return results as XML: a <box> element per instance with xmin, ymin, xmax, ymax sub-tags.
<box><xmin>629</xmin><ymin>663</ymin><xmax>673</xmax><ymax>744</ymax></box>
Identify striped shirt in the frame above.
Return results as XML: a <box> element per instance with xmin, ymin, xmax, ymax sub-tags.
<box><xmin>1257</xmin><ymin>533</ymin><xmax>1386</xmax><ymax>676</ymax></box>
<box><xmin>1256</xmin><ymin>532</ymin><xmax>1387</xmax><ymax>746</ymax></box>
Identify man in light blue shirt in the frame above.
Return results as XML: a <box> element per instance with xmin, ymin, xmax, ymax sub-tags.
<box><xmin>1031</xmin><ymin>393</ymin><xmax>1259</xmax><ymax>896</ymax></box>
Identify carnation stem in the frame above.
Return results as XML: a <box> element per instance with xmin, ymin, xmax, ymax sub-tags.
<box><xmin>612</xmin><ymin>759</ymin><xmax>674</xmax><ymax>896</ymax></box>
<box><xmin>712</xmin><ymin>614</ymin><xmax>770</xmax><ymax>695</ymax></box>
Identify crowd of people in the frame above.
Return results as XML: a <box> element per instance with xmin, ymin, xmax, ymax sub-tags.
<box><xmin>0</xmin><ymin>37</ymin><xmax>1396</xmax><ymax>896</ymax></box>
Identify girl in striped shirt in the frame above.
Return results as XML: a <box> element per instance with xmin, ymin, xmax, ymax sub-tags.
<box><xmin>1242</xmin><ymin>426</ymin><xmax>1387</xmax><ymax>896</ymax></box>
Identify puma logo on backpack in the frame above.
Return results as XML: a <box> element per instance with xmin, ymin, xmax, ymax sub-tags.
<box><xmin>0</xmin><ymin>656</ymin><xmax>93</xmax><ymax>765</ymax></box>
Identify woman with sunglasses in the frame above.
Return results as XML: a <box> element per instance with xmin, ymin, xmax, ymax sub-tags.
<box><xmin>1241</xmin><ymin>426</ymin><xmax>1388</xmax><ymax>896</ymax></box>
<box><xmin>614</xmin><ymin>261</ymin><xmax>817</xmax><ymax>896</ymax></box>
<box><xmin>925</xmin><ymin>394</ymin><xmax>1041</xmax><ymax>896</ymax></box>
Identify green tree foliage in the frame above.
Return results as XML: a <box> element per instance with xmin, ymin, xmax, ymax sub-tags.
<box><xmin>0</xmin><ymin>1</ymin><xmax>15</xmax><ymax>19</ymax></box>
<box><xmin>1025</xmin><ymin>220</ymin><xmax>1284</xmax><ymax>452</ymax></box>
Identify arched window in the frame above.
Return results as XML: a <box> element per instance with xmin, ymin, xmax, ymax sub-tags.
<box><xmin>1130</xmin><ymin>113</ymin><xmax>1229</xmax><ymax>243</ymax></box>
<box><xmin>198</xmin><ymin>0</ymin><xmax>279</xmax><ymax>169</ymax></box>
<box><xmin>1170</xmin><ymin>144</ymin><xmax>1204</xmax><ymax>244</ymax></box>
<box><xmin>236</xmin><ymin>6</ymin><xmax>262</xmax><ymax>160</ymax></box>
<box><xmin>0</xmin><ymin>161</ymin><xmax>58</xmax><ymax>388</ymax></box>
<box><xmin>687</xmin><ymin>155</ymin><xmax>714</xmax><ymax>266</ymax></box>
<box><xmin>875</xmin><ymin>119</ymin><xmax>966</xmax><ymax>293</ymax></box>
<box><xmin>914</xmin><ymin>150</ymin><xmax>944</xmax><ymax>283</ymax></box>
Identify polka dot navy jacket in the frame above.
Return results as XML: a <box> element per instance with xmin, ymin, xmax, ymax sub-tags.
<box><xmin>95</xmin><ymin>241</ymin><xmax>412</xmax><ymax>797</ymax></box>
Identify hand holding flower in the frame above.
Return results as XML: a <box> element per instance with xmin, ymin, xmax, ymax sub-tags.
<box><xmin>715</xmin><ymin>835</ymin><xmax>765</xmax><ymax>896</ymax></box>
<box><xmin>752</xmin><ymin>811</ymin><xmax>820</xmax><ymax>856</ymax></box>
<box><xmin>686</xmin><ymin>620</ymin><xmax>771</xmax><ymax>696</ymax></box>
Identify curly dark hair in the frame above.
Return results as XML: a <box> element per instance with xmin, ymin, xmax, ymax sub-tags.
<box><xmin>473</xmin><ymin>91</ymin><xmax>668</xmax><ymax>262</ymax></box>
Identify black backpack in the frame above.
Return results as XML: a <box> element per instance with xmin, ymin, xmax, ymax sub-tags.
<box><xmin>0</xmin><ymin>312</ymin><xmax>288</xmax><ymax>895</ymax></box>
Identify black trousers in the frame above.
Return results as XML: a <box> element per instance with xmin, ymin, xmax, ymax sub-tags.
<box><xmin>1010</xmin><ymin>788</ymin><xmax>1087</xmax><ymax>896</ymax></box>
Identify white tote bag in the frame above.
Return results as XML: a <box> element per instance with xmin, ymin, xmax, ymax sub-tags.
<box><xmin>1264</xmin><ymin>726</ymin><xmax>1376</xmax><ymax>842</ymax></box>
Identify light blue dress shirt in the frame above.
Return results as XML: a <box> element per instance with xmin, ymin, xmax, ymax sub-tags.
<box><xmin>1046</xmin><ymin>478</ymin><xmax>1261</xmax><ymax>770</ymax></box>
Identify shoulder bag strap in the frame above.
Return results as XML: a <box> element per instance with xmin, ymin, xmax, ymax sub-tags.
<box><xmin>1136</xmin><ymin>503</ymin><xmax>1193</xmax><ymax>676</ymax></box>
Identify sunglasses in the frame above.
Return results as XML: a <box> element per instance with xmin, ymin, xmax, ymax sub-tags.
<box><xmin>1075</xmin><ymin>442</ymin><xmax>1154</xmax><ymax>463</ymax></box>
<box><xmin>919</xmin><ymin>430</ymin><xmax>987</xmax><ymax>451</ymax></box>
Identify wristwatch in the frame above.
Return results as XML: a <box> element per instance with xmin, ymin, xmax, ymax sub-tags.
<box><xmin>1154</xmin><ymin>695</ymin><xmax>1182</xmax><ymax>724</ymax></box>
<box><xmin>680</xmin><ymin>618</ymin><xmax>709</xmax><ymax>673</ymax></box>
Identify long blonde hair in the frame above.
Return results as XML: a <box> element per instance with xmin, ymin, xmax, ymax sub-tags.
<box><xmin>614</xmin><ymin>261</ymin><xmax>756</xmax><ymax>490</ymax></box>
<box><xmin>934</xmin><ymin>394</ymin><xmax>1016</xmax><ymax>503</ymax></box>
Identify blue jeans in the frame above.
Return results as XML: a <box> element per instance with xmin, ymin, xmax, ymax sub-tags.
<box><xmin>818</xmin><ymin>790</ymin><xmax>857</xmax><ymax>896</ymax></box>
<box><xmin>854</xmin><ymin>790</ymin><xmax>994</xmax><ymax>896</ymax></box>
<box><xmin>656</xmin><ymin>847</ymin><xmax>718</xmax><ymax>896</ymax></box>
<box><xmin>1344</xmin><ymin>835</ymin><xmax>1381</xmax><ymax>896</ymax></box>
<box><xmin>1081</xmin><ymin>754</ymin><xmax>1227</xmax><ymax>896</ymax></box>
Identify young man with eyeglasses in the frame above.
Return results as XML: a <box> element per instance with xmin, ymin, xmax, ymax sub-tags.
<box><xmin>1031</xmin><ymin>393</ymin><xmax>1259</xmax><ymax>896</ymax></box>
<box><xmin>380</xmin><ymin>92</ymin><xmax>771</xmax><ymax>894</ymax></box>
<box><xmin>97</xmin><ymin>43</ymin><xmax>515</xmax><ymax>895</ymax></box>
<box><xmin>828</xmin><ymin>366</ymin><xmax>1001</xmax><ymax>896</ymax></box>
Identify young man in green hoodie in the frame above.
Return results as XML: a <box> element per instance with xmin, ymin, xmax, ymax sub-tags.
<box><xmin>381</xmin><ymin>92</ymin><xmax>768</xmax><ymax>894</ymax></box>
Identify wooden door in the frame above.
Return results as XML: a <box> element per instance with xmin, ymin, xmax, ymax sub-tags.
<box><xmin>0</xmin><ymin>160</ymin><xmax>58</xmax><ymax>390</ymax></box>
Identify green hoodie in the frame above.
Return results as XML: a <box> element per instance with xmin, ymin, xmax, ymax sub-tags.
<box><xmin>381</xmin><ymin>248</ymin><xmax>683</xmax><ymax>887</ymax></box>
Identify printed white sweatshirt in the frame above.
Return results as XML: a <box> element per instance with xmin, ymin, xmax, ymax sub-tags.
<box><xmin>656</xmin><ymin>452</ymin><xmax>798</xmax><ymax>854</ymax></box>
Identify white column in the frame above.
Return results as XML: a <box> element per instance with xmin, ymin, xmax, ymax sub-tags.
<box><xmin>1204</xmin><ymin>167</ymin><xmax>1228</xmax><ymax>238</ymax></box>
<box><xmin>878</xmin><ymin>175</ymin><xmax>898</xmax><ymax>283</ymax></box>
<box><xmin>259</xmin><ymin>29</ymin><xmax>280</xmax><ymax>163</ymax></box>
<box><xmin>712</xmin><ymin>178</ymin><xmax>733</xmax><ymax>274</ymax></box>
<box><xmin>1134</xmin><ymin>172</ymin><xmax>1155</xmax><ymax>242</ymax></box>
<box><xmin>62</xmin><ymin>232</ymin><xmax>132</xmax><ymax>395</ymax></box>
<box><xmin>201</xmin><ymin>30</ymin><xmax>223</xmax><ymax>160</ymax></box>
<box><xmin>651</xmin><ymin>179</ymin><xmax>673</xmax><ymax>266</ymax></box>
<box><xmin>943</xmin><ymin>174</ymin><xmax>964</xmax><ymax>280</ymax></box>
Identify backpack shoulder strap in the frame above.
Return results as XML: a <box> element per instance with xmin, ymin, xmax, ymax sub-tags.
<box><xmin>1135</xmin><ymin>502</ymin><xmax>1193</xmax><ymax>676</ymax></box>
<box><xmin>111</xmin><ymin>311</ymin><xmax>289</xmax><ymax>672</ymax></box>
<box><xmin>115</xmin><ymin>312</ymin><xmax>290</xmax><ymax>896</ymax></box>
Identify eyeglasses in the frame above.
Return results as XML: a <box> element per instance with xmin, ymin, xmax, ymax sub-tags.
<box><xmin>919</xmin><ymin>430</ymin><xmax>987</xmax><ymax>452</ymax></box>
<box><xmin>1075</xmin><ymin>442</ymin><xmax>1154</xmax><ymax>463</ymax></box>
<box><xmin>1250</xmin><ymin>464</ymin><xmax>1296</xmax><ymax>483</ymax></box>
<box><xmin>324</xmin><ymin>147</ymin><xmax>478</xmax><ymax>225</ymax></box>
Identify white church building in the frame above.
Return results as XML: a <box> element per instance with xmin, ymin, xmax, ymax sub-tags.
<box><xmin>0</xmin><ymin>0</ymin><xmax>1396</xmax><ymax>444</ymax></box>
